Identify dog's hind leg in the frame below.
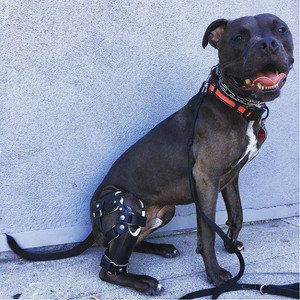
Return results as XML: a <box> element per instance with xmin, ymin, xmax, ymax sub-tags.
<box><xmin>221</xmin><ymin>175</ymin><xmax>244</xmax><ymax>253</ymax></box>
<box><xmin>133</xmin><ymin>205</ymin><xmax>179</xmax><ymax>258</ymax></box>
<box><xmin>93</xmin><ymin>189</ymin><xmax>164</xmax><ymax>295</ymax></box>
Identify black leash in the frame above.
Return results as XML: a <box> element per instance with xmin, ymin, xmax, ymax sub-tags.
<box><xmin>181</xmin><ymin>76</ymin><xmax>299</xmax><ymax>299</ymax></box>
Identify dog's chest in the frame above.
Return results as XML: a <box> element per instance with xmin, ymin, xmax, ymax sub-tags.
<box><xmin>237</xmin><ymin>121</ymin><xmax>260</xmax><ymax>164</ymax></box>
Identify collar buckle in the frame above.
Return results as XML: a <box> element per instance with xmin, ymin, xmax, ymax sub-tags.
<box><xmin>245</xmin><ymin>106</ymin><xmax>267</xmax><ymax>121</ymax></box>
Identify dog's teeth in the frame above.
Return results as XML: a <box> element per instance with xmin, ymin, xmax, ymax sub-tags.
<box><xmin>245</xmin><ymin>79</ymin><xmax>251</xmax><ymax>85</ymax></box>
<box><xmin>261</xmin><ymin>86</ymin><xmax>265</xmax><ymax>90</ymax></box>
<box><xmin>257</xmin><ymin>83</ymin><xmax>262</xmax><ymax>89</ymax></box>
<box><xmin>276</xmin><ymin>70</ymin><xmax>279</xmax><ymax>75</ymax></box>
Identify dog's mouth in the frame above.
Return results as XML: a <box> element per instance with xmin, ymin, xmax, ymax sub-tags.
<box><xmin>228</xmin><ymin>64</ymin><xmax>287</xmax><ymax>94</ymax></box>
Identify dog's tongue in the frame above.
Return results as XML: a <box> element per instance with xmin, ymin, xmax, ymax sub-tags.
<box><xmin>251</xmin><ymin>69</ymin><xmax>286</xmax><ymax>86</ymax></box>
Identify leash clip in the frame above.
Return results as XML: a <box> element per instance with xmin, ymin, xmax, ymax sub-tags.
<box><xmin>201</xmin><ymin>81</ymin><xmax>209</xmax><ymax>93</ymax></box>
<box><xmin>201</xmin><ymin>65</ymin><xmax>217</xmax><ymax>94</ymax></box>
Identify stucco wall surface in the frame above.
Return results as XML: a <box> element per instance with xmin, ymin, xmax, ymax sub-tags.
<box><xmin>0</xmin><ymin>0</ymin><xmax>299</xmax><ymax>251</ymax></box>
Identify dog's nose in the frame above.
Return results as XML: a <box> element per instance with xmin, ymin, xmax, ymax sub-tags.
<box><xmin>257</xmin><ymin>38</ymin><xmax>279</xmax><ymax>53</ymax></box>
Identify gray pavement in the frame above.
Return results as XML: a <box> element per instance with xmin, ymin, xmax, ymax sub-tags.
<box><xmin>0</xmin><ymin>217</ymin><xmax>299</xmax><ymax>300</ymax></box>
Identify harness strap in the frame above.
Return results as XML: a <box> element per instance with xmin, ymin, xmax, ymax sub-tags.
<box><xmin>100</xmin><ymin>249</ymin><xmax>129</xmax><ymax>275</ymax></box>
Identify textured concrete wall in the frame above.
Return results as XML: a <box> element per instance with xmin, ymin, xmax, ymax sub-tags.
<box><xmin>0</xmin><ymin>0</ymin><xmax>299</xmax><ymax>251</ymax></box>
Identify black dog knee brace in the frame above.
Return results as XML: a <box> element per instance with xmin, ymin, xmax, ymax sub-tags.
<box><xmin>93</xmin><ymin>191</ymin><xmax>147</xmax><ymax>275</ymax></box>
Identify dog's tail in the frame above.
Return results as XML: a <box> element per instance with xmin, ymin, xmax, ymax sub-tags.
<box><xmin>5</xmin><ymin>231</ymin><xmax>95</xmax><ymax>261</ymax></box>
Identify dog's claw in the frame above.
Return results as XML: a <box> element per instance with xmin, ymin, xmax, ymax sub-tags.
<box><xmin>224</xmin><ymin>240</ymin><xmax>244</xmax><ymax>253</ymax></box>
<box><xmin>150</xmin><ymin>285</ymin><xmax>164</xmax><ymax>295</ymax></box>
<box><xmin>207</xmin><ymin>268</ymin><xmax>232</xmax><ymax>287</ymax></box>
<box><xmin>238</xmin><ymin>244</ymin><xmax>244</xmax><ymax>251</ymax></box>
<box><xmin>157</xmin><ymin>283</ymin><xmax>164</xmax><ymax>292</ymax></box>
<box><xmin>165</xmin><ymin>247</ymin><xmax>179</xmax><ymax>258</ymax></box>
<box><xmin>150</xmin><ymin>243</ymin><xmax>178</xmax><ymax>258</ymax></box>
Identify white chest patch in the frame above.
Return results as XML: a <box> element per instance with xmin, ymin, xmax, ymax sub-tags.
<box><xmin>237</xmin><ymin>121</ymin><xmax>259</xmax><ymax>164</ymax></box>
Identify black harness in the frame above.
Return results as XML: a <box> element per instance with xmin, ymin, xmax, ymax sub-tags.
<box><xmin>181</xmin><ymin>76</ymin><xmax>299</xmax><ymax>299</ymax></box>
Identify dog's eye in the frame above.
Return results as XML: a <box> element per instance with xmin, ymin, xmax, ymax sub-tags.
<box><xmin>278</xmin><ymin>27</ymin><xmax>286</xmax><ymax>33</ymax></box>
<box><xmin>233</xmin><ymin>35</ymin><xmax>244</xmax><ymax>42</ymax></box>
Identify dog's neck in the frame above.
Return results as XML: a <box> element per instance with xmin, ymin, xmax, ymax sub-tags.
<box><xmin>204</xmin><ymin>65</ymin><xmax>269</xmax><ymax>122</ymax></box>
<box><xmin>211</xmin><ymin>65</ymin><xmax>265</xmax><ymax>108</ymax></box>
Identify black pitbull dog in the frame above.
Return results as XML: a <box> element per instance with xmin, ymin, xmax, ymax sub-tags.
<box><xmin>7</xmin><ymin>13</ymin><xmax>294</xmax><ymax>296</ymax></box>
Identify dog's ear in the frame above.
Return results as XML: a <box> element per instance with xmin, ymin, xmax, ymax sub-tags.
<box><xmin>202</xmin><ymin>19</ymin><xmax>229</xmax><ymax>49</ymax></box>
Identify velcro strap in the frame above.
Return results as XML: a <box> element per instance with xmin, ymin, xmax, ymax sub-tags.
<box><xmin>93</xmin><ymin>192</ymin><xmax>122</xmax><ymax>230</ymax></box>
<box><xmin>93</xmin><ymin>200</ymin><xmax>103</xmax><ymax>229</ymax></box>
<box><xmin>105</xmin><ymin>223</ymin><xmax>129</xmax><ymax>244</ymax></box>
<box><xmin>100</xmin><ymin>250</ymin><xmax>128</xmax><ymax>275</ymax></box>
<box><xmin>118</xmin><ymin>212</ymin><xmax>147</xmax><ymax>227</ymax></box>
<box><xmin>102</xmin><ymin>193</ymin><xmax>122</xmax><ymax>215</ymax></box>
<box><xmin>93</xmin><ymin>214</ymin><xmax>102</xmax><ymax>230</ymax></box>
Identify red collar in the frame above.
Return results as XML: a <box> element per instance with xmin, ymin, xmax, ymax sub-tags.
<box><xmin>208</xmin><ymin>83</ymin><xmax>268</xmax><ymax>121</ymax></box>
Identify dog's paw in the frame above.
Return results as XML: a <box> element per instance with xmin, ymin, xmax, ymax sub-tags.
<box><xmin>100</xmin><ymin>269</ymin><xmax>164</xmax><ymax>295</ymax></box>
<box><xmin>134</xmin><ymin>276</ymin><xmax>164</xmax><ymax>295</ymax></box>
<box><xmin>224</xmin><ymin>240</ymin><xmax>244</xmax><ymax>253</ymax></box>
<box><xmin>207</xmin><ymin>268</ymin><xmax>232</xmax><ymax>287</ymax></box>
<box><xmin>154</xmin><ymin>243</ymin><xmax>179</xmax><ymax>258</ymax></box>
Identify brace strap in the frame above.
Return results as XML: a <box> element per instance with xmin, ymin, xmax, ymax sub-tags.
<box><xmin>93</xmin><ymin>192</ymin><xmax>122</xmax><ymax>230</ymax></box>
<box><xmin>93</xmin><ymin>191</ymin><xmax>147</xmax><ymax>243</ymax></box>
<box><xmin>100</xmin><ymin>249</ymin><xmax>128</xmax><ymax>275</ymax></box>
<box><xmin>106</xmin><ymin>210</ymin><xmax>147</xmax><ymax>244</ymax></box>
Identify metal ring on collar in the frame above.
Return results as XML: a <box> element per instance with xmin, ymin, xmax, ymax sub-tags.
<box><xmin>262</xmin><ymin>106</ymin><xmax>269</xmax><ymax>120</ymax></box>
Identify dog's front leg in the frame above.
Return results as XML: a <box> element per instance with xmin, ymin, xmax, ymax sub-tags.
<box><xmin>221</xmin><ymin>175</ymin><xmax>244</xmax><ymax>253</ymax></box>
<box><xmin>193</xmin><ymin>168</ymin><xmax>232</xmax><ymax>287</ymax></box>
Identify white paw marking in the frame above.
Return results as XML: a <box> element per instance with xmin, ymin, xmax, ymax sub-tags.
<box><xmin>157</xmin><ymin>284</ymin><xmax>163</xmax><ymax>291</ymax></box>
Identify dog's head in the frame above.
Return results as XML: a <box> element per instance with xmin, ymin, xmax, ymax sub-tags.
<box><xmin>203</xmin><ymin>14</ymin><xmax>294</xmax><ymax>102</ymax></box>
